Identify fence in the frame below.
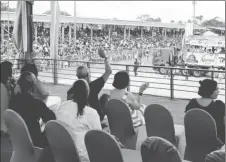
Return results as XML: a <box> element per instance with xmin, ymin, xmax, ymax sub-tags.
<box><xmin>7</xmin><ymin>58</ymin><xmax>226</xmax><ymax>101</ymax></box>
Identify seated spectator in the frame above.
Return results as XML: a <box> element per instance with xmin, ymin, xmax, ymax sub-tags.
<box><xmin>0</xmin><ymin>61</ymin><xmax>17</xmax><ymax>98</ymax></box>
<box><xmin>67</xmin><ymin>48</ymin><xmax>112</xmax><ymax>121</ymax></box>
<box><xmin>185</xmin><ymin>79</ymin><xmax>225</xmax><ymax>143</ymax></box>
<box><xmin>9</xmin><ymin>71</ymin><xmax>56</xmax><ymax>148</ymax></box>
<box><xmin>1</xmin><ymin>61</ymin><xmax>17</xmax><ymax>134</ymax></box>
<box><xmin>14</xmin><ymin>63</ymin><xmax>61</xmax><ymax>112</ymax></box>
<box><xmin>109</xmin><ymin>71</ymin><xmax>149</xmax><ymax>127</ymax></box>
<box><xmin>206</xmin><ymin>150</ymin><xmax>225</xmax><ymax>162</ymax></box>
<box><xmin>56</xmin><ymin>79</ymin><xmax>101</xmax><ymax>162</ymax></box>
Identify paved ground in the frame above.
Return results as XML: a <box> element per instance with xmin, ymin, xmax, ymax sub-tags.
<box><xmin>1</xmin><ymin>83</ymin><xmax>189</xmax><ymax>162</ymax></box>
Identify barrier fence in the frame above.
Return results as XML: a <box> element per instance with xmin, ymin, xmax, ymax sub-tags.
<box><xmin>6</xmin><ymin>58</ymin><xmax>226</xmax><ymax>101</ymax></box>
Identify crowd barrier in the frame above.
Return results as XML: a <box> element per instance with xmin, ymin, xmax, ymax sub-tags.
<box><xmin>5</xmin><ymin>58</ymin><xmax>226</xmax><ymax>101</ymax></box>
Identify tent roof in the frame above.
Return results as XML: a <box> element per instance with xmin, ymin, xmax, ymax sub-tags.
<box><xmin>207</xmin><ymin>26</ymin><xmax>225</xmax><ymax>31</ymax></box>
<box><xmin>0</xmin><ymin>11</ymin><xmax>192</xmax><ymax>29</ymax></box>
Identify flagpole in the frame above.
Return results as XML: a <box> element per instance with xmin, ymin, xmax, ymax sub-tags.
<box><xmin>7</xmin><ymin>1</ymin><xmax>10</xmax><ymax>54</ymax></box>
<box><xmin>74</xmin><ymin>1</ymin><xmax>76</xmax><ymax>47</ymax></box>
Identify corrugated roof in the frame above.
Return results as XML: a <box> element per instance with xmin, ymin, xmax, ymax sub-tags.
<box><xmin>207</xmin><ymin>26</ymin><xmax>225</xmax><ymax>31</ymax></box>
<box><xmin>1</xmin><ymin>11</ymin><xmax>185</xmax><ymax>29</ymax></box>
<box><xmin>2</xmin><ymin>12</ymin><xmax>222</xmax><ymax>31</ymax></box>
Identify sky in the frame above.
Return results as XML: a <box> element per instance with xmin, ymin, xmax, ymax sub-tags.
<box><xmin>5</xmin><ymin>1</ymin><xmax>226</xmax><ymax>23</ymax></box>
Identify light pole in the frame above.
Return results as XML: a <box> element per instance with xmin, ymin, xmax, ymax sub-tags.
<box><xmin>74</xmin><ymin>1</ymin><xmax>76</xmax><ymax>46</ymax></box>
<box><xmin>192</xmin><ymin>1</ymin><xmax>196</xmax><ymax>23</ymax></box>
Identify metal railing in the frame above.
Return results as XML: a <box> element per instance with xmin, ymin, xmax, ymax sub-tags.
<box><xmin>6</xmin><ymin>58</ymin><xmax>225</xmax><ymax>101</ymax></box>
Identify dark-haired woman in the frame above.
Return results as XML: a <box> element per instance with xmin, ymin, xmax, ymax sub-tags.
<box><xmin>0</xmin><ymin>61</ymin><xmax>17</xmax><ymax>98</ymax></box>
<box><xmin>56</xmin><ymin>79</ymin><xmax>101</xmax><ymax>162</ymax></box>
<box><xmin>185</xmin><ymin>79</ymin><xmax>225</xmax><ymax>143</ymax></box>
<box><xmin>1</xmin><ymin>61</ymin><xmax>17</xmax><ymax>134</ymax></box>
<box><xmin>109</xmin><ymin>71</ymin><xmax>149</xmax><ymax>127</ymax></box>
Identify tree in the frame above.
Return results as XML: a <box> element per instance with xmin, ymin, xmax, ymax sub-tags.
<box><xmin>1</xmin><ymin>2</ymin><xmax>16</xmax><ymax>12</ymax></box>
<box><xmin>136</xmin><ymin>14</ymin><xmax>161</xmax><ymax>22</ymax></box>
<box><xmin>43</xmin><ymin>10</ymin><xmax>71</xmax><ymax>16</ymax></box>
<box><xmin>195</xmin><ymin>15</ymin><xmax>203</xmax><ymax>21</ymax></box>
<box><xmin>178</xmin><ymin>20</ymin><xmax>183</xmax><ymax>24</ymax></box>
<box><xmin>201</xmin><ymin>17</ymin><xmax>225</xmax><ymax>27</ymax></box>
<box><xmin>187</xmin><ymin>19</ymin><xmax>192</xmax><ymax>23</ymax></box>
<box><xmin>195</xmin><ymin>15</ymin><xmax>203</xmax><ymax>24</ymax></box>
<box><xmin>170</xmin><ymin>20</ymin><xmax>175</xmax><ymax>23</ymax></box>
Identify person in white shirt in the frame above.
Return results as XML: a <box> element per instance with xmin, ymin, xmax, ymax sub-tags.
<box><xmin>56</xmin><ymin>79</ymin><xmax>101</xmax><ymax>162</ymax></box>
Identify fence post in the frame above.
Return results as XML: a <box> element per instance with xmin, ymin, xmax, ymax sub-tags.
<box><xmin>211</xmin><ymin>70</ymin><xmax>214</xmax><ymax>80</ymax></box>
<box><xmin>126</xmin><ymin>65</ymin><xmax>130</xmax><ymax>92</ymax></box>
<box><xmin>53</xmin><ymin>58</ymin><xmax>58</xmax><ymax>84</ymax></box>
<box><xmin>87</xmin><ymin>62</ymin><xmax>90</xmax><ymax>70</ymax></box>
<box><xmin>170</xmin><ymin>68</ymin><xmax>174</xmax><ymax>99</ymax></box>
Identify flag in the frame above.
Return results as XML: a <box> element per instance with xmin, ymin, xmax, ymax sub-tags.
<box><xmin>12</xmin><ymin>1</ymin><xmax>33</xmax><ymax>55</ymax></box>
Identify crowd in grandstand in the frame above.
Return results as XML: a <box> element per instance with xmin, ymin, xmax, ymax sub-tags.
<box><xmin>1</xmin><ymin>27</ymin><xmax>182</xmax><ymax>64</ymax></box>
<box><xmin>1</xmin><ymin>47</ymin><xmax>225</xmax><ymax>161</ymax></box>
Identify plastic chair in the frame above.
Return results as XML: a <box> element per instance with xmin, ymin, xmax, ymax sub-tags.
<box><xmin>1</xmin><ymin>83</ymin><xmax>10</xmax><ymax>133</ymax></box>
<box><xmin>141</xmin><ymin>136</ymin><xmax>182</xmax><ymax>162</ymax></box>
<box><xmin>3</xmin><ymin>109</ymin><xmax>43</xmax><ymax>162</ymax></box>
<box><xmin>106</xmin><ymin>99</ymin><xmax>138</xmax><ymax>149</ymax></box>
<box><xmin>144</xmin><ymin>104</ymin><xmax>177</xmax><ymax>146</ymax></box>
<box><xmin>205</xmin><ymin>150</ymin><xmax>225</xmax><ymax>162</ymax></box>
<box><xmin>85</xmin><ymin>130</ymin><xmax>124</xmax><ymax>162</ymax></box>
<box><xmin>45</xmin><ymin>120</ymin><xmax>81</xmax><ymax>162</ymax></box>
<box><xmin>184</xmin><ymin>109</ymin><xmax>221</xmax><ymax>162</ymax></box>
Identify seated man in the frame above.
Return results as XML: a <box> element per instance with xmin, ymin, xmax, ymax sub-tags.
<box><xmin>14</xmin><ymin>63</ymin><xmax>61</xmax><ymax>113</ymax></box>
<box><xmin>67</xmin><ymin>48</ymin><xmax>112</xmax><ymax>121</ymax></box>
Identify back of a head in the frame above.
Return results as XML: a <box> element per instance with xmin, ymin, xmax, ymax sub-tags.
<box><xmin>18</xmin><ymin>72</ymin><xmax>36</xmax><ymax>94</ymax></box>
<box><xmin>21</xmin><ymin>63</ymin><xmax>38</xmax><ymax>77</ymax></box>
<box><xmin>141</xmin><ymin>137</ymin><xmax>182</xmax><ymax>162</ymax></box>
<box><xmin>76</xmin><ymin>66</ymin><xmax>89</xmax><ymax>79</ymax></box>
<box><xmin>112</xmin><ymin>71</ymin><xmax>130</xmax><ymax>89</ymax></box>
<box><xmin>0</xmin><ymin>61</ymin><xmax>13</xmax><ymax>83</ymax></box>
<box><xmin>198</xmin><ymin>79</ymin><xmax>217</xmax><ymax>98</ymax></box>
<box><xmin>70</xmin><ymin>79</ymin><xmax>90</xmax><ymax>116</ymax></box>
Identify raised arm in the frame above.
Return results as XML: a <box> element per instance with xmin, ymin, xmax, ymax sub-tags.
<box><xmin>98</xmin><ymin>48</ymin><xmax>112</xmax><ymax>82</ymax></box>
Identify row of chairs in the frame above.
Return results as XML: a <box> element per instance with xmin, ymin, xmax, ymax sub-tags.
<box><xmin>3</xmin><ymin>109</ymin><xmax>187</xmax><ymax>162</ymax></box>
<box><xmin>105</xmin><ymin>99</ymin><xmax>224</xmax><ymax>162</ymax></box>
<box><xmin>3</xmin><ymin>109</ymin><xmax>223</xmax><ymax>162</ymax></box>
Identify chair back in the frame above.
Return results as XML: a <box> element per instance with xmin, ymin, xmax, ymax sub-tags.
<box><xmin>141</xmin><ymin>136</ymin><xmax>182</xmax><ymax>162</ymax></box>
<box><xmin>106</xmin><ymin>99</ymin><xmax>137</xmax><ymax>149</ymax></box>
<box><xmin>144</xmin><ymin>104</ymin><xmax>176</xmax><ymax>145</ymax></box>
<box><xmin>1</xmin><ymin>83</ymin><xmax>10</xmax><ymax>132</ymax></box>
<box><xmin>45</xmin><ymin>120</ymin><xmax>81</xmax><ymax>162</ymax></box>
<box><xmin>85</xmin><ymin>130</ymin><xmax>124</xmax><ymax>162</ymax></box>
<box><xmin>205</xmin><ymin>150</ymin><xmax>225</xmax><ymax>162</ymax></box>
<box><xmin>3</xmin><ymin>109</ymin><xmax>39</xmax><ymax>162</ymax></box>
<box><xmin>184</xmin><ymin>109</ymin><xmax>219</xmax><ymax>162</ymax></box>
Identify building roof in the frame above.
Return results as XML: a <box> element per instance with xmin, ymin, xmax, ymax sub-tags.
<box><xmin>1</xmin><ymin>11</ymin><xmax>210</xmax><ymax>30</ymax></box>
<box><xmin>207</xmin><ymin>26</ymin><xmax>225</xmax><ymax>31</ymax></box>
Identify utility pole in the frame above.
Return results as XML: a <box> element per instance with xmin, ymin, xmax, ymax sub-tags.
<box><xmin>192</xmin><ymin>1</ymin><xmax>196</xmax><ymax>23</ymax></box>
<box><xmin>74</xmin><ymin>1</ymin><xmax>76</xmax><ymax>46</ymax></box>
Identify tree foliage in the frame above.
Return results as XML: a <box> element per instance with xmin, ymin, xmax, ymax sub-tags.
<box><xmin>1</xmin><ymin>2</ymin><xmax>16</xmax><ymax>12</ymax></box>
<box><xmin>136</xmin><ymin>14</ymin><xmax>161</xmax><ymax>22</ymax></box>
<box><xmin>178</xmin><ymin>20</ymin><xmax>183</xmax><ymax>24</ymax></box>
<box><xmin>201</xmin><ymin>17</ymin><xmax>225</xmax><ymax>27</ymax></box>
<box><xmin>43</xmin><ymin>10</ymin><xmax>72</xmax><ymax>16</ymax></box>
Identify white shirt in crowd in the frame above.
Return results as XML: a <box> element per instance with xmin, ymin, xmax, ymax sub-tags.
<box><xmin>56</xmin><ymin>100</ymin><xmax>101</xmax><ymax>162</ymax></box>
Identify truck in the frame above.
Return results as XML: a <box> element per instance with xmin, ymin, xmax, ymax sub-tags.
<box><xmin>152</xmin><ymin>35</ymin><xmax>225</xmax><ymax>77</ymax></box>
